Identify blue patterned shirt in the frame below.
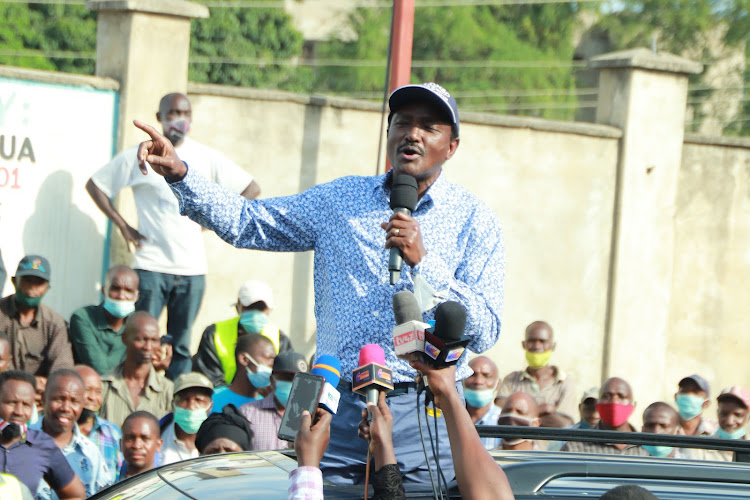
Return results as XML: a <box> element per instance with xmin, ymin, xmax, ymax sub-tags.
<box><xmin>169</xmin><ymin>168</ymin><xmax>505</xmax><ymax>382</ymax></box>
<box><xmin>87</xmin><ymin>416</ymin><xmax>122</xmax><ymax>484</ymax></box>
<box><xmin>31</xmin><ymin>419</ymin><xmax>112</xmax><ymax>499</ymax></box>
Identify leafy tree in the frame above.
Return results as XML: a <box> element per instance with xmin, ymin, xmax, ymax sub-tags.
<box><xmin>189</xmin><ymin>1</ymin><xmax>313</xmax><ymax>91</ymax></box>
<box><xmin>315</xmin><ymin>5</ymin><xmax>584</xmax><ymax>120</ymax></box>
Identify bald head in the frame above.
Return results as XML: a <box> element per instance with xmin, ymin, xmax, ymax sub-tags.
<box><xmin>469</xmin><ymin>356</ymin><xmax>498</xmax><ymax>379</ymax></box>
<box><xmin>104</xmin><ymin>265</ymin><xmax>138</xmax><ymax>291</ymax></box>
<box><xmin>158</xmin><ymin>93</ymin><xmax>190</xmax><ymax>117</ymax></box>
<box><xmin>600</xmin><ymin>377</ymin><xmax>634</xmax><ymax>404</ymax></box>
<box><xmin>124</xmin><ymin>311</ymin><xmax>158</xmax><ymax>340</ymax></box>
<box><xmin>502</xmin><ymin>392</ymin><xmax>540</xmax><ymax>419</ymax></box>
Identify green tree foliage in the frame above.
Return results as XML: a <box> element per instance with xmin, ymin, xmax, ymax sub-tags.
<box><xmin>314</xmin><ymin>5</ymin><xmax>583</xmax><ymax>120</ymax></box>
<box><xmin>189</xmin><ymin>1</ymin><xmax>313</xmax><ymax>91</ymax></box>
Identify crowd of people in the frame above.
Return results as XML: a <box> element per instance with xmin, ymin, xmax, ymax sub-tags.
<box><xmin>1</xmin><ymin>83</ymin><xmax>742</xmax><ymax>500</ymax></box>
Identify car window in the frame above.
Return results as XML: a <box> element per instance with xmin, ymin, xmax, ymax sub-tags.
<box><xmin>541</xmin><ymin>476</ymin><xmax>750</xmax><ymax>499</ymax></box>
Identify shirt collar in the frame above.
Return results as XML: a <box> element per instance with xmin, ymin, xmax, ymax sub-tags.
<box><xmin>35</xmin><ymin>417</ymin><xmax>86</xmax><ymax>453</ymax></box>
<box><xmin>104</xmin><ymin>362</ymin><xmax>167</xmax><ymax>393</ymax></box>
<box><xmin>7</xmin><ymin>295</ymin><xmax>41</xmax><ymax>325</ymax></box>
<box><xmin>94</xmin><ymin>303</ymin><xmax>118</xmax><ymax>332</ymax></box>
<box><xmin>520</xmin><ymin>366</ymin><xmax>567</xmax><ymax>383</ymax></box>
<box><xmin>376</xmin><ymin>169</ymin><xmax>450</xmax><ymax>213</ymax></box>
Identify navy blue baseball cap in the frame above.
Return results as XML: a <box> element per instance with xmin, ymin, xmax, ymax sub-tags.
<box><xmin>679</xmin><ymin>374</ymin><xmax>710</xmax><ymax>397</ymax></box>
<box><xmin>388</xmin><ymin>82</ymin><xmax>460</xmax><ymax>136</ymax></box>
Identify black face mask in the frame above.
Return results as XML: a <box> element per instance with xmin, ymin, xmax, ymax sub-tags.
<box><xmin>1</xmin><ymin>423</ymin><xmax>23</xmax><ymax>441</ymax></box>
<box><xmin>78</xmin><ymin>408</ymin><xmax>97</xmax><ymax>425</ymax></box>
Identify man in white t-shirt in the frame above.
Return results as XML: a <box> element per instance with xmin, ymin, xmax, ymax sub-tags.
<box><xmin>86</xmin><ymin>93</ymin><xmax>261</xmax><ymax>380</ymax></box>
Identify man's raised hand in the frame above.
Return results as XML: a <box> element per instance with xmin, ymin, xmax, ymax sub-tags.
<box><xmin>134</xmin><ymin>120</ymin><xmax>187</xmax><ymax>181</ymax></box>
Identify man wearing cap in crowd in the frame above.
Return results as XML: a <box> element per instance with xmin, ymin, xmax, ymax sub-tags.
<box><xmin>0</xmin><ymin>255</ymin><xmax>74</xmax><ymax>406</ymax></box>
<box><xmin>193</xmin><ymin>280</ymin><xmax>292</xmax><ymax>389</ymax></box>
<box><xmin>675</xmin><ymin>374</ymin><xmax>717</xmax><ymax>437</ymax></box>
<box><xmin>159</xmin><ymin>372</ymin><xmax>214</xmax><ymax>465</ymax></box>
<box><xmin>571</xmin><ymin>386</ymin><xmax>600</xmax><ymax>429</ymax></box>
<box><xmin>698</xmin><ymin>386</ymin><xmax>750</xmax><ymax>461</ymax></box>
<box><xmin>69</xmin><ymin>266</ymin><xmax>140</xmax><ymax>375</ymax></box>
<box><xmin>239</xmin><ymin>351</ymin><xmax>308</xmax><ymax>451</ymax></box>
<box><xmin>135</xmin><ymin>81</ymin><xmax>505</xmax><ymax>486</ymax></box>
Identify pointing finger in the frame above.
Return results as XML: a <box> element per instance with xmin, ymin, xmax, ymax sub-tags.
<box><xmin>134</xmin><ymin>120</ymin><xmax>164</xmax><ymax>141</ymax></box>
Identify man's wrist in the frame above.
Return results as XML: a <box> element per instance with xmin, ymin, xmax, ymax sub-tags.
<box><xmin>165</xmin><ymin>161</ymin><xmax>189</xmax><ymax>183</ymax></box>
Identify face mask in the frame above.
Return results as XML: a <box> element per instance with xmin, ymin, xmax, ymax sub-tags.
<box><xmin>78</xmin><ymin>407</ymin><xmax>97</xmax><ymax>425</ymax></box>
<box><xmin>464</xmin><ymin>388</ymin><xmax>495</xmax><ymax>409</ymax></box>
<box><xmin>579</xmin><ymin>420</ymin><xmax>591</xmax><ymax>430</ymax></box>
<box><xmin>274</xmin><ymin>380</ymin><xmax>293</xmax><ymax>407</ymax></box>
<box><xmin>717</xmin><ymin>427</ymin><xmax>747</xmax><ymax>440</ymax></box>
<box><xmin>164</xmin><ymin>118</ymin><xmax>190</xmax><ymax>143</ymax></box>
<box><xmin>14</xmin><ymin>289</ymin><xmax>44</xmax><ymax>308</ymax></box>
<box><xmin>245</xmin><ymin>355</ymin><xmax>272</xmax><ymax>388</ymax></box>
<box><xmin>239</xmin><ymin>310</ymin><xmax>268</xmax><ymax>334</ymax></box>
<box><xmin>497</xmin><ymin>414</ymin><xmax>538</xmax><ymax>427</ymax></box>
<box><xmin>596</xmin><ymin>402</ymin><xmax>635</xmax><ymax>428</ymax></box>
<box><xmin>643</xmin><ymin>444</ymin><xmax>674</xmax><ymax>457</ymax></box>
<box><xmin>103</xmin><ymin>297</ymin><xmax>136</xmax><ymax>319</ymax></box>
<box><xmin>173</xmin><ymin>406</ymin><xmax>209</xmax><ymax>434</ymax></box>
<box><xmin>675</xmin><ymin>394</ymin><xmax>705</xmax><ymax>421</ymax></box>
<box><xmin>525</xmin><ymin>350</ymin><xmax>551</xmax><ymax>369</ymax></box>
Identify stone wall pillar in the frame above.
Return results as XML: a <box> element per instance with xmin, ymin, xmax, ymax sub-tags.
<box><xmin>592</xmin><ymin>49</ymin><xmax>702</xmax><ymax>405</ymax></box>
<box><xmin>86</xmin><ymin>0</ymin><xmax>208</xmax><ymax>265</ymax></box>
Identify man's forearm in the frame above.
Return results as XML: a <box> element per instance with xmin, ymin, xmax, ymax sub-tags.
<box><xmin>85</xmin><ymin>179</ymin><xmax>128</xmax><ymax>230</ymax></box>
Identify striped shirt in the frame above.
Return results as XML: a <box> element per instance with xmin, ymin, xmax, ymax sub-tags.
<box><xmin>239</xmin><ymin>394</ymin><xmax>291</xmax><ymax>451</ymax></box>
<box><xmin>498</xmin><ymin>367</ymin><xmax>578</xmax><ymax>420</ymax></box>
<box><xmin>475</xmin><ymin>404</ymin><xmax>503</xmax><ymax>450</ymax></box>
<box><xmin>87</xmin><ymin>416</ymin><xmax>123</xmax><ymax>483</ymax></box>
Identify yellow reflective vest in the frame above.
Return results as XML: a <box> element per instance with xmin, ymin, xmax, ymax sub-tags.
<box><xmin>0</xmin><ymin>473</ymin><xmax>27</xmax><ymax>500</ymax></box>
<box><xmin>214</xmin><ymin>317</ymin><xmax>281</xmax><ymax>384</ymax></box>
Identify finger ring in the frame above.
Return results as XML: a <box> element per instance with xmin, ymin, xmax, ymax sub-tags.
<box><xmin>394</xmin><ymin>229</ymin><xmax>400</xmax><ymax>237</ymax></box>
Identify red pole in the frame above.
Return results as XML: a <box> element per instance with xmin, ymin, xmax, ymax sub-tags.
<box><xmin>385</xmin><ymin>0</ymin><xmax>415</xmax><ymax>171</ymax></box>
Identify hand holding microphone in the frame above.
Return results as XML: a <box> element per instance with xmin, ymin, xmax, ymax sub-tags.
<box><xmin>311</xmin><ymin>355</ymin><xmax>341</xmax><ymax>414</ymax></box>
<box><xmin>381</xmin><ymin>175</ymin><xmax>423</xmax><ymax>285</ymax></box>
<box><xmin>352</xmin><ymin>344</ymin><xmax>394</xmax><ymax>422</ymax></box>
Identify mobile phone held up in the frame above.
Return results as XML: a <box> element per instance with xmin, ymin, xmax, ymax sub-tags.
<box><xmin>277</xmin><ymin>372</ymin><xmax>325</xmax><ymax>442</ymax></box>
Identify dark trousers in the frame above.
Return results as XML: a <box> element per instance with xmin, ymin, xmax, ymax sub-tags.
<box><xmin>320</xmin><ymin>381</ymin><xmax>462</xmax><ymax>490</ymax></box>
<box><xmin>135</xmin><ymin>269</ymin><xmax>205</xmax><ymax>380</ymax></box>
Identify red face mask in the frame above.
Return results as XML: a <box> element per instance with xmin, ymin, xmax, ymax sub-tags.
<box><xmin>596</xmin><ymin>402</ymin><xmax>634</xmax><ymax>427</ymax></box>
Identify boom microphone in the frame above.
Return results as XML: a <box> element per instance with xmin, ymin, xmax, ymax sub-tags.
<box><xmin>422</xmin><ymin>301</ymin><xmax>470</xmax><ymax>367</ymax></box>
<box><xmin>388</xmin><ymin>175</ymin><xmax>418</xmax><ymax>285</ymax></box>
<box><xmin>392</xmin><ymin>291</ymin><xmax>430</xmax><ymax>361</ymax></box>
<box><xmin>352</xmin><ymin>344</ymin><xmax>394</xmax><ymax>422</ymax></box>
<box><xmin>311</xmin><ymin>355</ymin><xmax>341</xmax><ymax>414</ymax></box>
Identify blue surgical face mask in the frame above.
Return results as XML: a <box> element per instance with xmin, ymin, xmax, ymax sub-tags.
<box><xmin>463</xmin><ymin>388</ymin><xmax>495</xmax><ymax>409</ymax></box>
<box><xmin>28</xmin><ymin>404</ymin><xmax>39</xmax><ymax>426</ymax></box>
<box><xmin>643</xmin><ymin>445</ymin><xmax>674</xmax><ymax>457</ymax></box>
<box><xmin>718</xmin><ymin>427</ymin><xmax>747</xmax><ymax>439</ymax></box>
<box><xmin>675</xmin><ymin>394</ymin><xmax>705</xmax><ymax>421</ymax></box>
<box><xmin>173</xmin><ymin>406</ymin><xmax>209</xmax><ymax>434</ymax></box>
<box><xmin>274</xmin><ymin>380</ymin><xmax>293</xmax><ymax>407</ymax></box>
<box><xmin>246</xmin><ymin>355</ymin><xmax>272</xmax><ymax>389</ymax></box>
<box><xmin>239</xmin><ymin>310</ymin><xmax>268</xmax><ymax>334</ymax></box>
<box><xmin>579</xmin><ymin>420</ymin><xmax>591</xmax><ymax>430</ymax></box>
<box><xmin>103</xmin><ymin>297</ymin><xmax>136</xmax><ymax>319</ymax></box>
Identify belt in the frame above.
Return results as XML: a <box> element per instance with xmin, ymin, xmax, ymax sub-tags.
<box><xmin>337</xmin><ymin>380</ymin><xmax>418</xmax><ymax>397</ymax></box>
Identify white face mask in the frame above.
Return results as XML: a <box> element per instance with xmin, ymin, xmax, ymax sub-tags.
<box><xmin>498</xmin><ymin>413</ymin><xmax>539</xmax><ymax>446</ymax></box>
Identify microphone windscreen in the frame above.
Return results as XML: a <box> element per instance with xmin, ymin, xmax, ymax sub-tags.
<box><xmin>358</xmin><ymin>344</ymin><xmax>386</xmax><ymax>367</ymax></box>
<box><xmin>390</xmin><ymin>175</ymin><xmax>418</xmax><ymax>212</ymax></box>
<box><xmin>433</xmin><ymin>301</ymin><xmax>467</xmax><ymax>342</ymax></box>
<box><xmin>311</xmin><ymin>355</ymin><xmax>341</xmax><ymax>387</ymax></box>
<box><xmin>393</xmin><ymin>291</ymin><xmax>423</xmax><ymax>325</ymax></box>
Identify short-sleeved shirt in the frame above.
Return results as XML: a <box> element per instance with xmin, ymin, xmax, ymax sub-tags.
<box><xmin>560</xmin><ymin>423</ymin><xmax>649</xmax><ymax>456</ymax></box>
<box><xmin>90</xmin><ymin>137</ymin><xmax>253</xmax><ymax>276</ymax></box>
<box><xmin>475</xmin><ymin>404</ymin><xmax>503</xmax><ymax>450</ymax></box>
<box><xmin>211</xmin><ymin>386</ymin><xmax>261</xmax><ymax>414</ymax></box>
<box><xmin>0</xmin><ymin>429</ymin><xmax>75</xmax><ymax>496</ymax></box>
<box><xmin>31</xmin><ymin>420</ymin><xmax>112</xmax><ymax>499</ymax></box>
<box><xmin>0</xmin><ymin>296</ymin><xmax>73</xmax><ymax>377</ymax></box>
<box><xmin>100</xmin><ymin>362</ymin><xmax>174</xmax><ymax>428</ymax></box>
<box><xmin>239</xmin><ymin>394</ymin><xmax>290</xmax><ymax>451</ymax></box>
<box><xmin>69</xmin><ymin>303</ymin><xmax>126</xmax><ymax>375</ymax></box>
<box><xmin>87</xmin><ymin>416</ymin><xmax>123</xmax><ymax>482</ymax></box>
<box><xmin>498</xmin><ymin>366</ymin><xmax>578</xmax><ymax>420</ymax></box>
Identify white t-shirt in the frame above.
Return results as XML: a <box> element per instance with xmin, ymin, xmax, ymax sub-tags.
<box><xmin>91</xmin><ymin>137</ymin><xmax>253</xmax><ymax>275</ymax></box>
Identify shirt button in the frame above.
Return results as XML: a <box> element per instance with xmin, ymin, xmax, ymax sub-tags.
<box><xmin>373</xmin><ymin>311</ymin><xmax>379</xmax><ymax>317</ymax></box>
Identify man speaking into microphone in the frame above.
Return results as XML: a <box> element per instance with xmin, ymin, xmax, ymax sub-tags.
<box><xmin>133</xmin><ymin>83</ymin><xmax>505</xmax><ymax>486</ymax></box>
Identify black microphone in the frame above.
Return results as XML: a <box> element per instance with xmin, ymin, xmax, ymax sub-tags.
<box><xmin>388</xmin><ymin>175</ymin><xmax>418</xmax><ymax>285</ymax></box>
<box><xmin>392</xmin><ymin>290</ymin><xmax>430</xmax><ymax>361</ymax></box>
<box><xmin>422</xmin><ymin>301</ymin><xmax>469</xmax><ymax>367</ymax></box>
